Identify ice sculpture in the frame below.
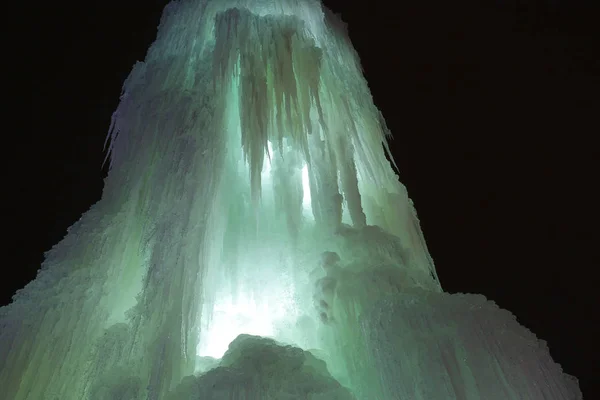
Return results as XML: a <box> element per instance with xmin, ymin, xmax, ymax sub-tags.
<box><xmin>0</xmin><ymin>0</ymin><xmax>582</xmax><ymax>399</ymax></box>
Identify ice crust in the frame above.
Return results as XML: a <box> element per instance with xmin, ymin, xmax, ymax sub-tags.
<box><xmin>358</xmin><ymin>293</ymin><xmax>583</xmax><ymax>400</ymax></box>
<box><xmin>167</xmin><ymin>334</ymin><xmax>356</xmax><ymax>399</ymax></box>
<box><xmin>0</xmin><ymin>0</ymin><xmax>581</xmax><ymax>399</ymax></box>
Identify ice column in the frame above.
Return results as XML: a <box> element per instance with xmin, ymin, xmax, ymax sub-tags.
<box><xmin>0</xmin><ymin>1</ymin><xmax>580</xmax><ymax>399</ymax></box>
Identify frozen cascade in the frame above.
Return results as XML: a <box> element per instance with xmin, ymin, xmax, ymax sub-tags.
<box><xmin>0</xmin><ymin>0</ymin><xmax>581</xmax><ymax>399</ymax></box>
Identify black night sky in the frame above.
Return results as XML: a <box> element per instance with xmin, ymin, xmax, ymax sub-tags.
<box><xmin>6</xmin><ymin>0</ymin><xmax>599</xmax><ymax>397</ymax></box>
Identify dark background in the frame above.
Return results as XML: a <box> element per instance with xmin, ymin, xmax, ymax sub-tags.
<box><xmin>6</xmin><ymin>0</ymin><xmax>598</xmax><ymax>397</ymax></box>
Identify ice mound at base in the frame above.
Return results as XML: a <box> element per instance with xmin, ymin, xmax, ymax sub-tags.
<box><xmin>312</xmin><ymin>252</ymin><xmax>582</xmax><ymax>400</ymax></box>
<box><xmin>167</xmin><ymin>334</ymin><xmax>356</xmax><ymax>399</ymax></box>
<box><xmin>361</xmin><ymin>293</ymin><xmax>582</xmax><ymax>399</ymax></box>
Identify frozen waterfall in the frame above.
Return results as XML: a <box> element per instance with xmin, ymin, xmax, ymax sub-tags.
<box><xmin>0</xmin><ymin>0</ymin><xmax>581</xmax><ymax>399</ymax></box>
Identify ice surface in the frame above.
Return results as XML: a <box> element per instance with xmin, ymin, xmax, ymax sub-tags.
<box><xmin>358</xmin><ymin>293</ymin><xmax>583</xmax><ymax>400</ymax></box>
<box><xmin>0</xmin><ymin>0</ymin><xmax>581</xmax><ymax>399</ymax></box>
<box><xmin>311</xmin><ymin>258</ymin><xmax>582</xmax><ymax>399</ymax></box>
<box><xmin>168</xmin><ymin>334</ymin><xmax>355</xmax><ymax>399</ymax></box>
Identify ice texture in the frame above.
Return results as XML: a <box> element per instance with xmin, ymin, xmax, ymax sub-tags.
<box><xmin>167</xmin><ymin>334</ymin><xmax>356</xmax><ymax>399</ymax></box>
<box><xmin>311</xmin><ymin>253</ymin><xmax>582</xmax><ymax>398</ymax></box>
<box><xmin>0</xmin><ymin>0</ymin><xmax>581</xmax><ymax>399</ymax></box>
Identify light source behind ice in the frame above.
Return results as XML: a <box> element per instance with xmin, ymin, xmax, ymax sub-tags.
<box><xmin>197</xmin><ymin>281</ymin><xmax>300</xmax><ymax>359</ymax></box>
<box><xmin>302</xmin><ymin>164</ymin><xmax>312</xmax><ymax>209</ymax></box>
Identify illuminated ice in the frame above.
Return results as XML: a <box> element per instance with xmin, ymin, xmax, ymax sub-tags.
<box><xmin>0</xmin><ymin>0</ymin><xmax>581</xmax><ymax>399</ymax></box>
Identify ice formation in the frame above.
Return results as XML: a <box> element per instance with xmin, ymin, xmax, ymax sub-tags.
<box><xmin>0</xmin><ymin>0</ymin><xmax>582</xmax><ymax>399</ymax></box>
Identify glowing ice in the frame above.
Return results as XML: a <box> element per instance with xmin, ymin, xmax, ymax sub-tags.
<box><xmin>0</xmin><ymin>0</ymin><xmax>581</xmax><ymax>399</ymax></box>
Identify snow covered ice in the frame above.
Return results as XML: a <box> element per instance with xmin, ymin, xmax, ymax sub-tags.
<box><xmin>0</xmin><ymin>0</ymin><xmax>582</xmax><ymax>399</ymax></box>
